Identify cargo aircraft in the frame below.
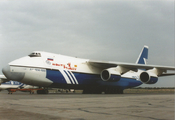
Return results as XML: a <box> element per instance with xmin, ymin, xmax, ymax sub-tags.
<box><xmin>2</xmin><ymin>46</ymin><xmax>175</xmax><ymax>94</ymax></box>
<box><xmin>0</xmin><ymin>80</ymin><xmax>24</xmax><ymax>93</ymax></box>
<box><xmin>0</xmin><ymin>81</ymin><xmax>43</xmax><ymax>94</ymax></box>
<box><xmin>0</xmin><ymin>75</ymin><xmax>43</xmax><ymax>94</ymax></box>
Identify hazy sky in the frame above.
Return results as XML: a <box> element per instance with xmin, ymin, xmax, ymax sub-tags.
<box><xmin>0</xmin><ymin>0</ymin><xmax>174</xmax><ymax>87</ymax></box>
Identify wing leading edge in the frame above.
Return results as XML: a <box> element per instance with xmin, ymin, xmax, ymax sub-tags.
<box><xmin>88</xmin><ymin>60</ymin><xmax>175</xmax><ymax>76</ymax></box>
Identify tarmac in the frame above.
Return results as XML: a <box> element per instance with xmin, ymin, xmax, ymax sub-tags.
<box><xmin>0</xmin><ymin>91</ymin><xmax>174</xmax><ymax>120</ymax></box>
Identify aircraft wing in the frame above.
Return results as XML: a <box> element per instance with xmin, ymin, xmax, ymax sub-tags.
<box><xmin>88</xmin><ymin>60</ymin><xmax>175</xmax><ymax>76</ymax></box>
<box><xmin>0</xmin><ymin>75</ymin><xmax>10</xmax><ymax>83</ymax></box>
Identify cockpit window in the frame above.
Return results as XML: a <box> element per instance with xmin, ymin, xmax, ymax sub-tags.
<box><xmin>28</xmin><ymin>52</ymin><xmax>41</xmax><ymax>57</ymax></box>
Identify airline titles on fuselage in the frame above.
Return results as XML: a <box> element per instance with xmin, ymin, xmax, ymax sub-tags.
<box><xmin>52</xmin><ymin>63</ymin><xmax>77</xmax><ymax>70</ymax></box>
<box><xmin>46</xmin><ymin>58</ymin><xmax>77</xmax><ymax>70</ymax></box>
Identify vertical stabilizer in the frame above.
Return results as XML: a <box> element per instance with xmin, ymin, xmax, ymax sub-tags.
<box><xmin>136</xmin><ymin>46</ymin><xmax>149</xmax><ymax>64</ymax></box>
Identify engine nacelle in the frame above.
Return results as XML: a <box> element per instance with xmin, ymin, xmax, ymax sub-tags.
<box><xmin>139</xmin><ymin>72</ymin><xmax>158</xmax><ymax>84</ymax></box>
<box><xmin>101</xmin><ymin>68</ymin><xmax>121</xmax><ymax>82</ymax></box>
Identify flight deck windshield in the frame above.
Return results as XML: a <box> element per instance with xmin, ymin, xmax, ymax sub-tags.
<box><xmin>28</xmin><ymin>52</ymin><xmax>41</xmax><ymax>57</ymax></box>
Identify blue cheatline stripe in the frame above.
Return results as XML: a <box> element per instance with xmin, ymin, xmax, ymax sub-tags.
<box><xmin>46</xmin><ymin>69</ymin><xmax>67</xmax><ymax>84</ymax></box>
<box><xmin>63</xmin><ymin>70</ymin><xmax>74</xmax><ymax>84</ymax></box>
<box><xmin>19</xmin><ymin>83</ymin><xmax>24</xmax><ymax>87</ymax></box>
<box><xmin>67</xmin><ymin>71</ymin><xmax>77</xmax><ymax>84</ymax></box>
<box><xmin>2</xmin><ymin>81</ymin><xmax>22</xmax><ymax>85</ymax></box>
<box><xmin>46</xmin><ymin>69</ymin><xmax>143</xmax><ymax>88</ymax></box>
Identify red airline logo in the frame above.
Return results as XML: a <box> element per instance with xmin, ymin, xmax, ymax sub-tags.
<box><xmin>52</xmin><ymin>63</ymin><xmax>77</xmax><ymax>70</ymax></box>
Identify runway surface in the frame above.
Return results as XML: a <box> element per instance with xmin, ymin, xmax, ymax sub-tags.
<box><xmin>0</xmin><ymin>91</ymin><xmax>174</xmax><ymax>120</ymax></box>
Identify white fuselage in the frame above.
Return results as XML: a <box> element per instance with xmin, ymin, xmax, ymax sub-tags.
<box><xmin>2</xmin><ymin>51</ymin><xmax>143</xmax><ymax>90</ymax></box>
<box><xmin>2</xmin><ymin>46</ymin><xmax>175</xmax><ymax>94</ymax></box>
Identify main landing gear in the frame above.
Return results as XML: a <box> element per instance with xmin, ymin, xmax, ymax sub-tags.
<box><xmin>82</xmin><ymin>88</ymin><xmax>102</xmax><ymax>94</ymax></box>
<box><xmin>82</xmin><ymin>87</ymin><xmax>123</xmax><ymax>94</ymax></box>
<box><xmin>104</xmin><ymin>88</ymin><xmax>123</xmax><ymax>94</ymax></box>
<box><xmin>37</xmin><ymin>89</ymin><xmax>48</xmax><ymax>94</ymax></box>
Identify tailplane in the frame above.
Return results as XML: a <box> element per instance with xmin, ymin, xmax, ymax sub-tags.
<box><xmin>136</xmin><ymin>46</ymin><xmax>149</xmax><ymax>64</ymax></box>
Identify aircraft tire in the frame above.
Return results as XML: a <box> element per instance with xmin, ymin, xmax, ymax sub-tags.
<box><xmin>105</xmin><ymin>88</ymin><xmax>123</xmax><ymax>94</ymax></box>
<box><xmin>82</xmin><ymin>88</ymin><xmax>102</xmax><ymax>94</ymax></box>
<box><xmin>82</xmin><ymin>88</ymin><xmax>92</xmax><ymax>94</ymax></box>
<box><xmin>119</xmin><ymin>89</ymin><xmax>123</xmax><ymax>94</ymax></box>
<box><xmin>37</xmin><ymin>89</ymin><xmax>48</xmax><ymax>94</ymax></box>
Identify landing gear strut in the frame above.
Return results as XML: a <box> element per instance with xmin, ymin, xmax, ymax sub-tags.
<box><xmin>83</xmin><ymin>88</ymin><xmax>123</xmax><ymax>94</ymax></box>
<box><xmin>37</xmin><ymin>89</ymin><xmax>48</xmax><ymax>94</ymax></box>
<box><xmin>82</xmin><ymin>87</ymin><xmax>102</xmax><ymax>94</ymax></box>
<box><xmin>104</xmin><ymin>88</ymin><xmax>123</xmax><ymax>94</ymax></box>
<box><xmin>82</xmin><ymin>87</ymin><xmax>123</xmax><ymax>94</ymax></box>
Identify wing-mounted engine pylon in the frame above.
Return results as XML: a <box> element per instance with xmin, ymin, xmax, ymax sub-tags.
<box><xmin>115</xmin><ymin>66</ymin><xmax>130</xmax><ymax>75</ymax></box>
<box><xmin>100</xmin><ymin>66</ymin><xmax>130</xmax><ymax>82</ymax></box>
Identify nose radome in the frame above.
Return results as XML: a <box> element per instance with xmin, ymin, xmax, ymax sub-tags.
<box><xmin>2</xmin><ymin>65</ymin><xmax>25</xmax><ymax>81</ymax></box>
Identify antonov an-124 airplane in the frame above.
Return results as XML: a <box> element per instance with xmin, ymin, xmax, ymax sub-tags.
<box><xmin>2</xmin><ymin>46</ymin><xmax>175</xmax><ymax>94</ymax></box>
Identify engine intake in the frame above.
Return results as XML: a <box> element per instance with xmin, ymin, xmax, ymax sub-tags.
<box><xmin>140</xmin><ymin>72</ymin><xmax>158</xmax><ymax>84</ymax></box>
<box><xmin>101</xmin><ymin>68</ymin><xmax>121</xmax><ymax>82</ymax></box>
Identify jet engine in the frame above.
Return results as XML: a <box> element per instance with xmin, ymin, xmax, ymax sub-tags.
<box><xmin>101</xmin><ymin>68</ymin><xmax>121</xmax><ymax>82</ymax></box>
<box><xmin>139</xmin><ymin>71</ymin><xmax>158</xmax><ymax>84</ymax></box>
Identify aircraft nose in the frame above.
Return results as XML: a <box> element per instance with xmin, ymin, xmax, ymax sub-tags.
<box><xmin>2</xmin><ymin>65</ymin><xmax>25</xmax><ymax>81</ymax></box>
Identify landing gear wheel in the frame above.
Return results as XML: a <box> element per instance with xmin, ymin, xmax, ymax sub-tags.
<box><xmin>83</xmin><ymin>88</ymin><xmax>102</xmax><ymax>94</ymax></box>
<box><xmin>105</xmin><ymin>88</ymin><xmax>123</xmax><ymax>94</ymax></box>
<box><xmin>37</xmin><ymin>89</ymin><xmax>48</xmax><ymax>94</ymax></box>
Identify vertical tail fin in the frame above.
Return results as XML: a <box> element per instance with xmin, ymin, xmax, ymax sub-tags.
<box><xmin>136</xmin><ymin>46</ymin><xmax>149</xmax><ymax>64</ymax></box>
